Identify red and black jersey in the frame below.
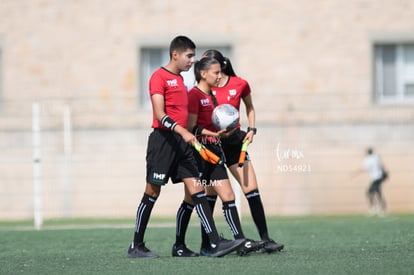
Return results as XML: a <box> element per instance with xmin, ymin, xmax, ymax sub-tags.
<box><xmin>149</xmin><ymin>67</ymin><xmax>189</xmax><ymax>129</ymax></box>
<box><xmin>211</xmin><ymin>76</ymin><xmax>251</xmax><ymax>129</ymax></box>
<box><xmin>188</xmin><ymin>87</ymin><xmax>216</xmax><ymax>132</ymax></box>
<box><xmin>211</xmin><ymin>76</ymin><xmax>251</xmax><ymax>111</ymax></box>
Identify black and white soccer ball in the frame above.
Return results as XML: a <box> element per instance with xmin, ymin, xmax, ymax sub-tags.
<box><xmin>211</xmin><ymin>104</ymin><xmax>239</xmax><ymax>131</ymax></box>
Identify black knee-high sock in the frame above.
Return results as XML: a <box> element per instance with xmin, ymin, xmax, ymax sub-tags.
<box><xmin>175</xmin><ymin>201</ymin><xmax>194</xmax><ymax>245</ymax></box>
<box><xmin>192</xmin><ymin>191</ymin><xmax>220</xmax><ymax>245</ymax></box>
<box><xmin>222</xmin><ymin>200</ymin><xmax>245</xmax><ymax>239</ymax></box>
<box><xmin>133</xmin><ymin>193</ymin><xmax>157</xmax><ymax>245</ymax></box>
<box><xmin>246</xmin><ymin>189</ymin><xmax>269</xmax><ymax>240</ymax></box>
<box><xmin>200</xmin><ymin>195</ymin><xmax>217</xmax><ymax>248</ymax></box>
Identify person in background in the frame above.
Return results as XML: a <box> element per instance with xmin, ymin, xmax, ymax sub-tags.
<box><xmin>353</xmin><ymin>147</ymin><xmax>388</xmax><ymax>216</ymax></box>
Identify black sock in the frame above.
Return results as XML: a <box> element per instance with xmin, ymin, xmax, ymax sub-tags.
<box><xmin>133</xmin><ymin>193</ymin><xmax>157</xmax><ymax>245</ymax></box>
<box><xmin>175</xmin><ymin>201</ymin><xmax>194</xmax><ymax>245</ymax></box>
<box><xmin>222</xmin><ymin>200</ymin><xmax>245</xmax><ymax>239</ymax></box>
<box><xmin>246</xmin><ymin>189</ymin><xmax>269</xmax><ymax>240</ymax></box>
<box><xmin>200</xmin><ymin>195</ymin><xmax>217</xmax><ymax>248</ymax></box>
<box><xmin>191</xmin><ymin>191</ymin><xmax>220</xmax><ymax>245</ymax></box>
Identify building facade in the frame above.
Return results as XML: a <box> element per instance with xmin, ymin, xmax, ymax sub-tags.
<box><xmin>1</xmin><ymin>0</ymin><xmax>413</xmax><ymax>220</ymax></box>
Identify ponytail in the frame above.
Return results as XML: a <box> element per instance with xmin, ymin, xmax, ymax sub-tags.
<box><xmin>223</xmin><ymin>57</ymin><xmax>237</xmax><ymax>77</ymax></box>
<box><xmin>202</xmin><ymin>49</ymin><xmax>237</xmax><ymax>76</ymax></box>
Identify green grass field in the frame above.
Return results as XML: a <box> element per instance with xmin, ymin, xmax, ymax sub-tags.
<box><xmin>1</xmin><ymin>214</ymin><xmax>413</xmax><ymax>275</ymax></box>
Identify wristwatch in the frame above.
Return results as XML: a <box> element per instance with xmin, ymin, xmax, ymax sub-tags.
<box><xmin>247</xmin><ymin>127</ymin><xmax>257</xmax><ymax>135</ymax></box>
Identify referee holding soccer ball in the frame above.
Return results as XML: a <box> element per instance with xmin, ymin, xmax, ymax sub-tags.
<box><xmin>201</xmin><ymin>49</ymin><xmax>285</xmax><ymax>253</ymax></box>
<box><xmin>184</xmin><ymin>56</ymin><xmax>264</xmax><ymax>256</ymax></box>
<box><xmin>127</xmin><ymin>36</ymin><xmax>244</xmax><ymax>259</ymax></box>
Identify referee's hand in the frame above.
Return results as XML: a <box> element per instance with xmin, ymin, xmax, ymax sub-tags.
<box><xmin>175</xmin><ymin>125</ymin><xmax>196</xmax><ymax>144</ymax></box>
<box><xmin>244</xmin><ymin>130</ymin><xmax>255</xmax><ymax>144</ymax></box>
<box><xmin>182</xmin><ymin>131</ymin><xmax>196</xmax><ymax>145</ymax></box>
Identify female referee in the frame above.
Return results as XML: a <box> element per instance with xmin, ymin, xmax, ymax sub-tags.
<box><xmin>176</xmin><ymin>56</ymin><xmax>263</xmax><ymax>256</ymax></box>
<box><xmin>201</xmin><ymin>49</ymin><xmax>285</xmax><ymax>253</ymax></box>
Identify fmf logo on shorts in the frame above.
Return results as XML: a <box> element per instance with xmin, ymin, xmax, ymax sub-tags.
<box><xmin>153</xmin><ymin>172</ymin><xmax>166</xmax><ymax>181</ymax></box>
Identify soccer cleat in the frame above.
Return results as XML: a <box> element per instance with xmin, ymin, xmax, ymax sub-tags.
<box><xmin>209</xmin><ymin>238</ymin><xmax>245</xmax><ymax>257</ymax></box>
<box><xmin>236</xmin><ymin>239</ymin><xmax>265</xmax><ymax>256</ymax></box>
<box><xmin>262</xmin><ymin>239</ymin><xmax>284</xmax><ymax>253</ymax></box>
<box><xmin>172</xmin><ymin>243</ymin><xmax>199</xmax><ymax>257</ymax></box>
<box><xmin>127</xmin><ymin>242</ymin><xmax>159</xmax><ymax>258</ymax></box>
<box><xmin>199</xmin><ymin>246</ymin><xmax>212</xmax><ymax>257</ymax></box>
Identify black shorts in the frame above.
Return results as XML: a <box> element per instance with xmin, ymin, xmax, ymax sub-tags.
<box><xmin>146</xmin><ymin>129</ymin><xmax>199</xmax><ymax>185</ymax></box>
<box><xmin>368</xmin><ymin>178</ymin><xmax>383</xmax><ymax>193</ymax></box>
<box><xmin>194</xmin><ymin>142</ymin><xmax>228</xmax><ymax>185</ymax></box>
<box><xmin>220</xmin><ymin>128</ymin><xmax>251</xmax><ymax>167</ymax></box>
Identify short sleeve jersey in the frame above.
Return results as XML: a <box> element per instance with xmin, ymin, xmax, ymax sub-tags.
<box><xmin>149</xmin><ymin>67</ymin><xmax>188</xmax><ymax>129</ymax></box>
<box><xmin>188</xmin><ymin>87</ymin><xmax>216</xmax><ymax>132</ymax></box>
<box><xmin>211</xmin><ymin>76</ymin><xmax>251</xmax><ymax>110</ymax></box>
<box><xmin>363</xmin><ymin>154</ymin><xmax>383</xmax><ymax>181</ymax></box>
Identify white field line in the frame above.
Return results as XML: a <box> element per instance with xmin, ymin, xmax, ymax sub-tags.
<box><xmin>0</xmin><ymin>221</ymin><xmax>228</xmax><ymax>231</ymax></box>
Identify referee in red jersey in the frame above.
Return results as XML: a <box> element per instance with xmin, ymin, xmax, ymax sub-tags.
<box><xmin>185</xmin><ymin>57</ymin><xmax>264</xmax><ymax>256</ymax></box>
<box><xmin>127</xmin><ymin>36</ymin><xmax>243</xmax><ymax>258</ymax></box>
<box><xmin>201</xmin><ymin>49</ymin><xmax>285</xmax><ymax>253</ymax></box>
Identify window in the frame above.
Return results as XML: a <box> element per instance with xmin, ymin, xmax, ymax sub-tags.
<box><xmin>374</xmin><ymin>43</ymin><xmax>414</xmax><ymax>104</ymax></box>
<box><xmin>139</xmin><ymin>46</ymin><xmax>230</xmax><ymax>110</ymax></box>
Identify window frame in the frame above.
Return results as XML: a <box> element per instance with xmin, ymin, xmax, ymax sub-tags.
<box><xmin>137</xmin><ymin>38</ymin><xmax>232</xmax><ymax>110</ymax></box>
<box><xmin>372</xmin><ymin>35</ymin><xmax>414</xmax><ymax>105</ymax></box>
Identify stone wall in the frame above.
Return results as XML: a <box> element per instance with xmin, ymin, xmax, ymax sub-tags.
<box><xmin>1</xmin><ymin>0</ymin><xmax>414</xmax><ymax>219</ymax></box>
<box><xmin>1</xmin><ymin>122</ymin><xmax>413</xmax><ymax>219</ymax></box>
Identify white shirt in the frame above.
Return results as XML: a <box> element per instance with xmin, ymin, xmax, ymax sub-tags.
<box><xmin>363</xmin><ymin>154</ymin><xmax>383</xmax><ymax>181</ymax></box>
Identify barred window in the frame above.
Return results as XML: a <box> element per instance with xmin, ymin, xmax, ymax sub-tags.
<box><xmin>374</xmin><ymin>43</ymin><xmax>414</xmax><ymax>104</ymax></box>
<box><xmin>139</xmin><ymin>46</ymin><xmax>230</xmax><ymax>110</ymax></box>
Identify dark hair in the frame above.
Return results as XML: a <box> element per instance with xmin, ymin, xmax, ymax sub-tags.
<box><xmin>194</xmin><ymin>57</ymin><xmax>220</xmax><ymax>83</ymax></box>
<box><xmin>366</xmin><ymin>147</ymin><xmax>373</xmax><ymax>155</ymax></box>
<box><xmin>169</xmin><ymin>35</ymin><xmax>196</xmax><ymax>58</ymax></box>
<box><xmin>202</xmin><ymin>49</ymin><xmax>237</xmax><ymax>76</ymax></box>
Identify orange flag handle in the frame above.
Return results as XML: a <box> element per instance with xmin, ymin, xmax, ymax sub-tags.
<box><xmin>193</xmin><ymin>141</ymin><xmax>222</xmax><ymax>165</ymax></box>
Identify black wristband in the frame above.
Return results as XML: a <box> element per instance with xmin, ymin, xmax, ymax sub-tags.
<box><xmin>161</xmin><ymin>115</ymin><xmax>177</xmax><ymax>131</ymax></box>
<box><xmin>247</xmin><ymin>127</ymin><xmax>257</xmax><ymax>135</ymax></box>
<box><xmin>192</xmin><ymin>125</ymin><xmax>204</xmax><ymax>136</ymax></box>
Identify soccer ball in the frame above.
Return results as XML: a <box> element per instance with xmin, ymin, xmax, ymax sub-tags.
<box><xmin>211</xmin><ymin>104</ymin><xmax>239</xmax><ymax>131</ymax></box>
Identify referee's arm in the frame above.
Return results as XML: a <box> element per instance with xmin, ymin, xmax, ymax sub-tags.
<box><xmin>152</xmin><ymin>94</ymin><xmax>196</xmax><ymax>144</ymax></box>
